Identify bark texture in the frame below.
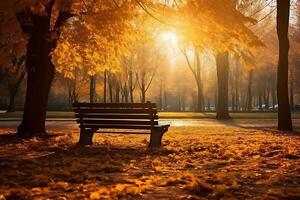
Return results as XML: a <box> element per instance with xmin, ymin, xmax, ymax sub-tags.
<box><xmin>216</xmin><ymin>52</ymin><xmax>230</xmax><ymax>120</ymax></box>
<box><xmin>276</xmin><ymin>0</ymin><xmax>293</xmax><ymax>131</ymax></box>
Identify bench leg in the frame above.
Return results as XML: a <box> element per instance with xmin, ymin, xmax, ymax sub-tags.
<box><xmin>78</xmin><ymin>129</ymin><xmax>95</xmax><ymax>145</ymax></box>
<box><xmin>149</xmin><ymin>127</ymin><xmax>168</xmax><ymax>148</ymax></box>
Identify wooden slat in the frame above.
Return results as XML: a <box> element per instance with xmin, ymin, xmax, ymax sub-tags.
<box><xmin>73</xmin><ymin>102</ymin><xmax>156</xmax><ymax>108</ymax></box>
<box><xmin>81</xmin><ymin>124</ymin><xmax>152</xmax><ymax>130</ymax></box>
<box><xmin>79</xmin><ymin>119</ymin><xmax>158</xmax><ymax>125</ymax></box>
<box><xmin>95</xmin><ymin>131</ymin><xmax>150</xmax><ymax>134</ymax></box>
<box><xmin>75</xmin><ymin>114</ymin><xmax>158</xmax><ymax>119</ymax></box>
<box><xmin>74</xmin><ymin>108</ymin><xmax>157</xmax><ymax>114</ymax></box>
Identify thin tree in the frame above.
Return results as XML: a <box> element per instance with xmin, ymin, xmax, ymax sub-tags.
<box><xmin>180</xmin><ymin>47</ymin><xmax>204</xmax><ymax>112</ymax></box>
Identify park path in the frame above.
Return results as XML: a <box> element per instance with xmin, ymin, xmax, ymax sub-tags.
<box><xmin>0</xmin><ymin>118</ymin><xmax>300</xmax><ymax>129</ymax></box>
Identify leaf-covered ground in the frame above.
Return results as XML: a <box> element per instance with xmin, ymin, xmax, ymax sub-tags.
<box><xmin>0</xmin><ymin>125</ymin><xmax>300</xmax><ymax>199</ymax></box>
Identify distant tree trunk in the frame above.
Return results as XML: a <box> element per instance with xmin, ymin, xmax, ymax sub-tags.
<box><xmin>258</xmin><ymin>90</ymin><xmax>263</xmax><ymax>110</ymax></box>
<box><xmin>230</xmin><ymin>67</ymin><xmax>235</xmax><ymax>111</ymax></box>
<box><xmin>108</xmin><ymin>75</ymin><xmax>113</xmax><ymax>103</ymax></box>
<box><xmin>138</xmin><ymin>72</ymin><xmax>147</xmax><ymax>103</ymax></box>
<box><xmin>115</xmin><ymin>80</ymin><xmax>120</xmax><ymax>103</ymax></box>
<box><xmin>263</xmin><ymin>87</ymin><xmax>269</xmax><ymax>109</ymax></box>
<box><xmin>216</xmin><ymin>52</ymin><xmax>230</xmax><ymax>119</ymax></box>
<box><xmin>141</xmin><ymin>91</ymin><xmax>146</xmax><ymax>103</ymax></box>
<box><xmin>235</xmin><ymin>62</ymin><xmax>240</xmax><ymax>111</ymax></box>
<box><xmin>181</xmin><ymin>91</ymin><xmax>186</xmax><ymax>111</ymax></box>
<box><xmin>207</xmin><ymin>98</ymin><xmax>211</xmax><ymax>111</ymax></box>
<box><xmin>129</xmin><ymin>70</ymin><xmax>134</xmax><ymax>103</ymax></box>
<box><xmin>246</xmin><ymin>69</ymin><xmax>254</xmax><ymax>111</ymax></box>
<box><xmin>195</xmin><ymin>52</ymin><xmax>204</xmax><ymax>112</ymax></box>
<box><xmin>159</xmin><ymin>80</ymin><xmax>163</xmax><ymax>111</ymax></box>
<box><xmin>214</xmin><ymin>86</ymin><xmax>218</xmax><ymax>111</ymax></box>
<box><xmin>272</xmin><ymin>74</ymin><xmax>276</xmax><ymax>109</ymax></box>
<box><xmin>89</xmin><ymin>75</ymin><xmax>96</xmax><ymax>103</ymax></box>
<box><xmin>7</xmin><ymin>72</ymin><xmax>25</xmax><ymax>112</ymax></box>
<box><xmin>164</xmin><ymin>91</ymin><xmax>167</xmax><ymax>111</ymax></box>
<box><xmin>231</xmin><ymin>93</ymin><xmax>235</xmax><ymax>111</ymax></box>
<box><xmin>290</xmin><ymin>68</ymin><xmax>294</xmax><ymax>111</ymax></box>
<box><xmin>104</xmin><ymin>70</ymin><xmax>107</xmax><ymax>103</ymax></box>
<box><xmin>122</xmin><ymin>83</ymin><xmax>129</xmax><ymax>103</ymax></box>
<box><xmin>178</xmin><ymin>93</ymin><xmax>181</xmax><ymax>111</ymax></box>
<box><xmin>277</xmin><ymin>0</ymin><xmax>293</xmax><ymax>131</ymax></box>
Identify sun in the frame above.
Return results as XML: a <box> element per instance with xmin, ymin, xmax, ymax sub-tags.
<box><xmin>160</xmin><ymin>31</ymin><xmax>179</xmax><ymax>48</ymax></box>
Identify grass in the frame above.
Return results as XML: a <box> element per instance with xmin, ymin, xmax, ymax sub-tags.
<box><xmin>0</xmin><ymin>111</ymin><xmax>300</xmax><ymax>119</ymax></box>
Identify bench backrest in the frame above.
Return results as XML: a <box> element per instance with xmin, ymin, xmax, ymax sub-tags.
<box><xmin>73</xmin><ymin>102</ymin><xmax>158</xmax><ymax>130</ymax></box>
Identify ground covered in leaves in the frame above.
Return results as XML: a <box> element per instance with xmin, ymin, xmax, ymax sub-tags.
<box><xmin>0</xmin><ymin>125</ymin><xmax>300</xmax><ymax>199</ymax></box>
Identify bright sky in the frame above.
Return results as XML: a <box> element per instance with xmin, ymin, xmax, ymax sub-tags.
<box><xmin>158</xmin><ymin>31</ymin><xmax>180</xmax><ymax>68</ymax></box>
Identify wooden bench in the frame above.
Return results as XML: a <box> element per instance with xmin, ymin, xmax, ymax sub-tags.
<box><xmin>73</xmin><ymin>102</ymin><xmax>170</xmax><ymax>148</ymax></box>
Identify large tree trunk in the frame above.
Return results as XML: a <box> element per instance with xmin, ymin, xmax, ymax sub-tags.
<box><xmin>277</xmin><ymin>0</ymin><xmax>293</xmax><ymax>131</ymax></box>
<box><xmin>216</xmin><ymin>52</ymin><xmax>230</xmax><ymax>119</ymax></box>
<box><xmin>16</xmin><ymin>1</ymin><xmax>73</xmax><ymax>135</ymax></box>
<box><xmin>17</xmin><ymin>45</ymin><xmax>55</xmax><ymax>134</ymax></box>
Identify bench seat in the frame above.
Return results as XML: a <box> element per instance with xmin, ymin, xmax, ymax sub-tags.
<box><xmin>73</xmin><ymin>102</ymin><xmax>170</xmax><ymax>148</ymax></box>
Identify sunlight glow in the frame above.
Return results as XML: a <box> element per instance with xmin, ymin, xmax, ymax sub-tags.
<box><xmin>159</xmin><ymin>31</ymin><xmax>180</xmax><ymax>69</ymax></box>
<box><xmin>160</xmin><ymin>31</ymin><xmax>179</xmax><ymax>49</ymax></box>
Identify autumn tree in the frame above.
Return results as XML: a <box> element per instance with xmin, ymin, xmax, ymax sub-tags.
<box><xmin>180</xmin><ymin>46</ymin><xmax>205</xmax><ymax>112</ymax></box>
<box><xmin>0</xmin><ymin>0</ymin><xmax>139</xmax><ymax>135</ymax></box>
<box><xmin>134</xmin><ymin>43</ymin><xmax>163</xmax><ymax>103</ymax></box>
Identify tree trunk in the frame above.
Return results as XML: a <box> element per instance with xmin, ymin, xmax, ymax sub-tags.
<box><xmin>141</xmin><ymin>90</ymin><xmax>146</xmax><ymax>103</ymax></box>
<box><xmin>290</xmin><ymin>68</ymin><xmax>294</xmax><ymax>111</ymax></box>
<box><xmin>90</xmin><ymin>75</ymin><xmax>96</xmax><ymax>103</ymax></box>
<box><xmin>7</xmin><ymin>73</ymin><xmax>25</xmax><ymax>112</ymax></box>
<box><xmin>259</xmin><ymin>90</ymin><xmax>263</xmax><ymax>110</ymax></box>
<box><xmin>164</xmin><ymin>91</ymin><xmax>167</xmax><ymax>111</ymax></box>
<box><xmin>272</xmin><ymin>74</ymin><xmax>276</xmax><ymax>109</ymax></box>
<box><xmin>235</xmin><ymin>62</ymin><xmax>240</xmax><ymax>111</ymax></box>
<box><xmin>196</xmin><ymin>82</ymin><xmax>204</xmax><ymax>112</ymax></box>
<box><xmin>216</xmin><ymin>52</ymin><xmax>230</xmax><ymax>119</ymax></box>
<box><xmin>16</xmin><ymin>2</ymin><xmax>73</xmax><ymax>135</ymax></box>
<box><xmin>195</xmin><ymin>51</ymin><xmax>204</xmax><ymax>112</ymax></box>
<box><xmin>159</xmin><ymin>81</ymin><xmax>163</xmax><ymax>111</ymax></box>
<box><xmin>129</xmin><ymin>70</ymin><xmax>134</xmax><ymax>103</ymax></box>
<box><xmin>7</xmin><ymin>92</ymin><xmax>17</xmax><ymax>112</ymax></box>
<box><xmin>231</xmin><ymin>92</ymin><xmax>235</xmax><ymax>112</ymax></box>
<box><xmin>115</xmin><ymin>81</ymin><xmax>120</xmax><ymax>103</ymax></box>
<box><xmin>277</xmin><ymin>0</ymin><xmax>293</xmax><ymax>131</ymax></box>
<box><xmin>207</xmin><ymin>98</ymin><xmax>211</xmax><ymax>111</ymax></box>
<box><xmin>246</xmin><ymin>69</ymin><xmax>254</xmax><ymax>111</ymax></box>
<box><xmin>104</xmin><ymin>70</ymin><xmax>107</xmax><ymax>103</ymax></box>
<box><xmin>17</xmin><ymin>50</ymin><xmax>55</xmax><ymax>135</ymax></box>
